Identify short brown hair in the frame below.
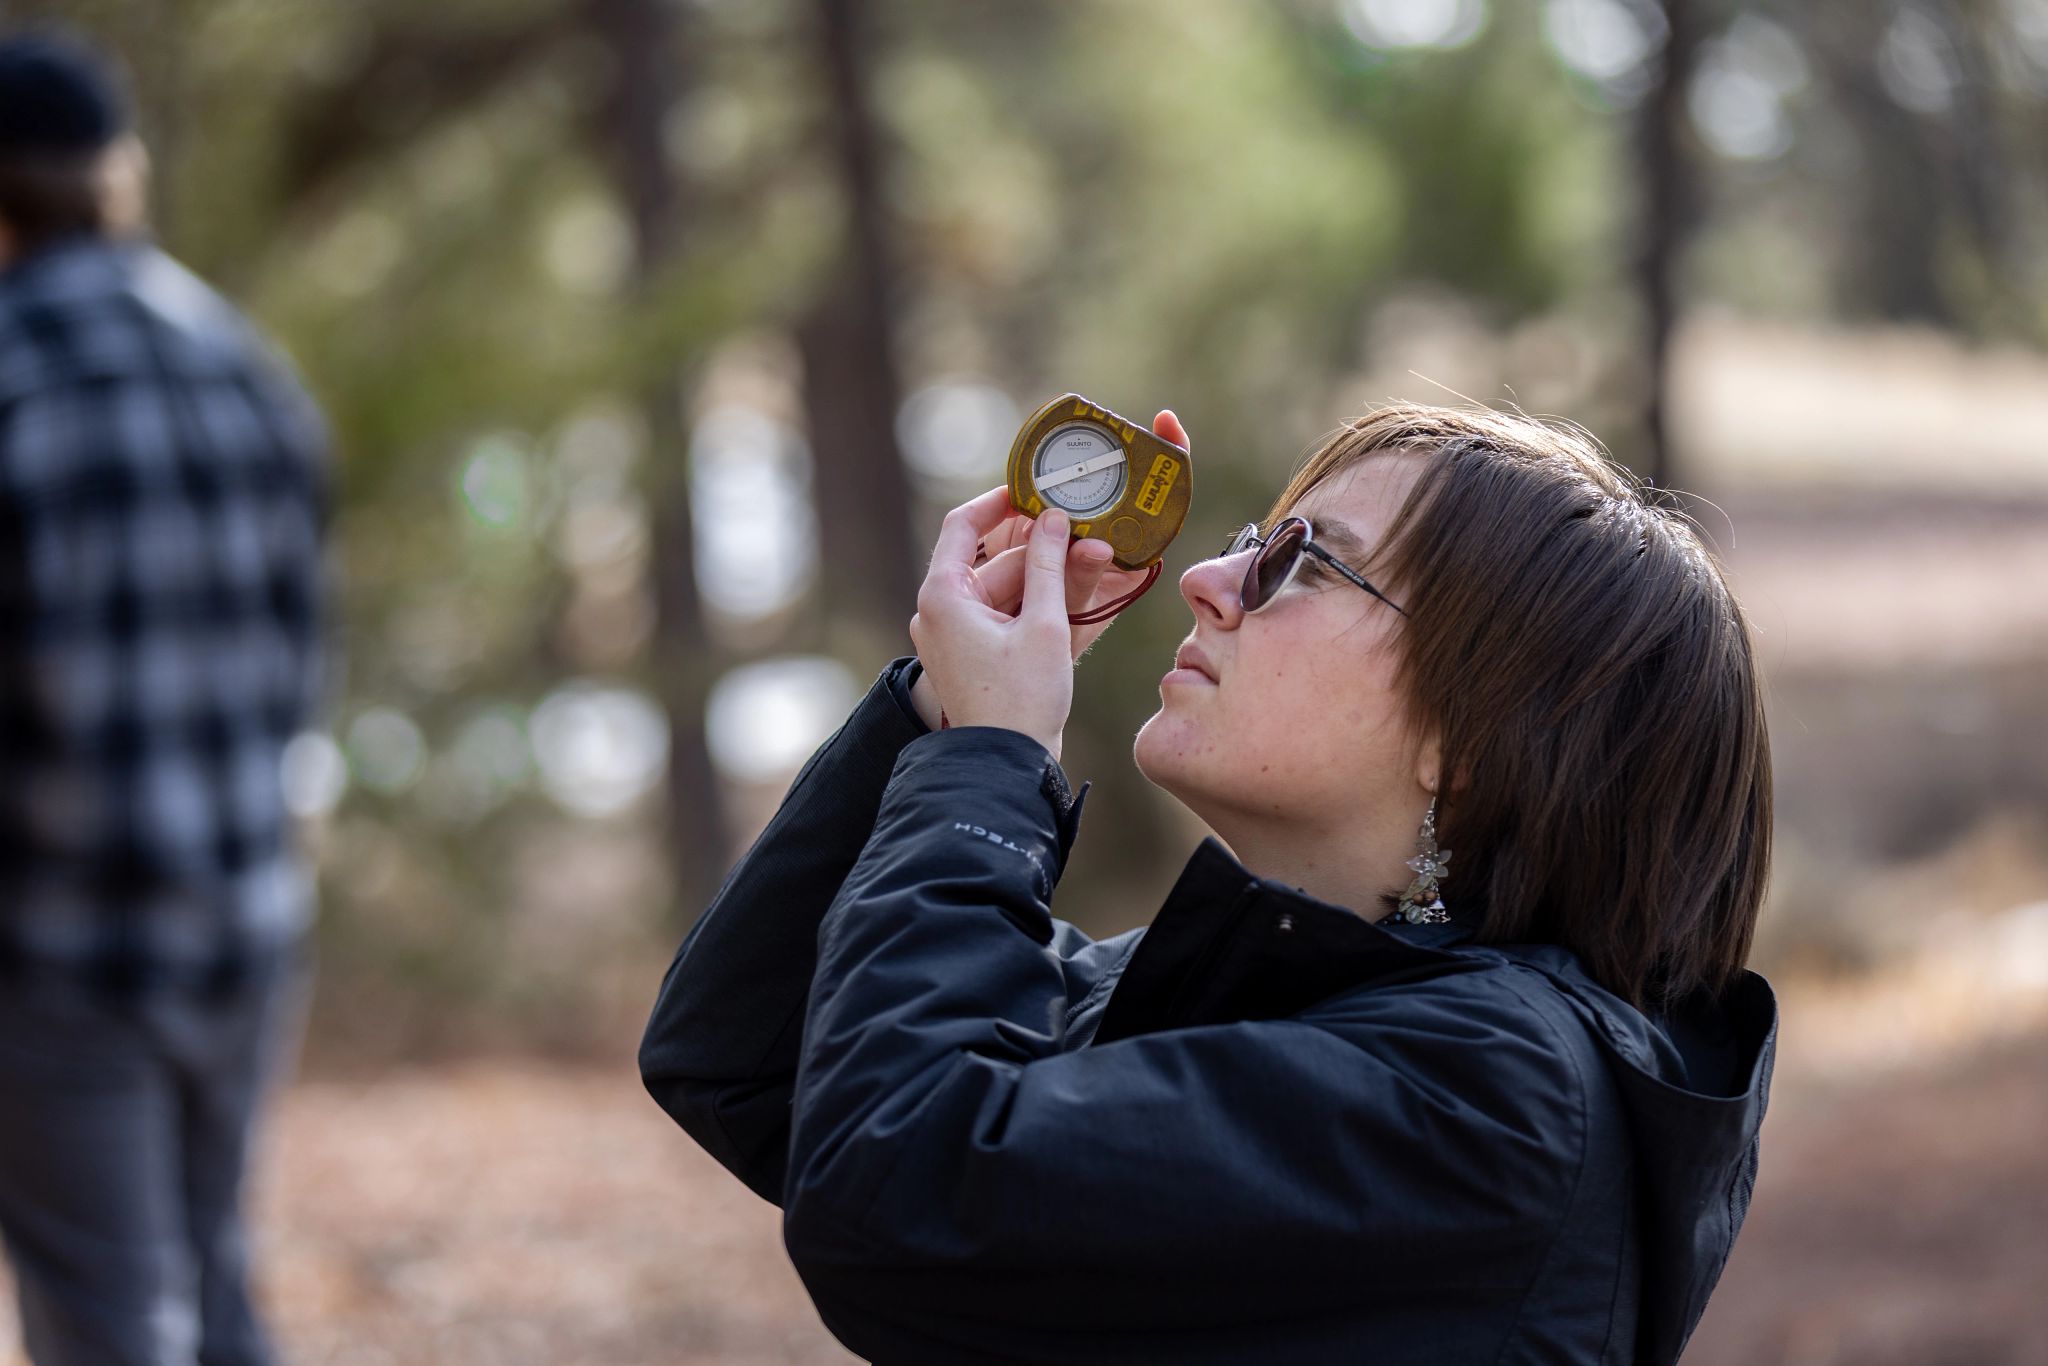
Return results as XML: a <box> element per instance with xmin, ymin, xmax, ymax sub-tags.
<box><xmin>1268</xmin><ymin>404</ymin><xmax>1771</xmax><ymax>1013</ymax></box>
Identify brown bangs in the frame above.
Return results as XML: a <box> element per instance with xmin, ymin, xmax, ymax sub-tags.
<box><xmin>1268</xmin><ymin>404</ymin><xmax>1772</xmax><ymax>1014</ymax></box>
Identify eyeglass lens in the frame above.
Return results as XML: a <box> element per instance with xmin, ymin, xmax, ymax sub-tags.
<box><xmin>1244</xmin><ymin>518</ymin><xmax>1307</xmax><ymax>612</ymax></box>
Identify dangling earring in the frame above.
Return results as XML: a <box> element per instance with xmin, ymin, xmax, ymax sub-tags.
<box><xmin>1394</xmin><ymin>795</ymin><xmax>1452</xmax><ymax>924</ymax></box>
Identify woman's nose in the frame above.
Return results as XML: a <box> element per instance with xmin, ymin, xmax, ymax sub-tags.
<box><xmin>1180</xmin><ymin>551</ymin><xmax>1246</xmax><ymax>628</ymax></box>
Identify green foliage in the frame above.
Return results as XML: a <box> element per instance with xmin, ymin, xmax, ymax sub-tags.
<box><xmin>29</xmin><ymin>0</ymin><xmax>2047</xmax><ymax>1033</ymax></box>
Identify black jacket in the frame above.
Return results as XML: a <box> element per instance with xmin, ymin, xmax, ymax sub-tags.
<box><xmin>640</xmin><ymin>657</ymin><xmax>1778</xmax><ymax>1365</ymax></box>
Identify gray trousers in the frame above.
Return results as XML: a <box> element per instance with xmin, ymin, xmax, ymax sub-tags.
<box><xmin>0</xmin><ymin>949</ymin><xmax>307</xmax><ymax>1366</ymax></box>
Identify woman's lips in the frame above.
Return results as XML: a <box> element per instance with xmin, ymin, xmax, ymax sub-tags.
<box><xmin>1166</xmin><ymin>643</ymin><xmax>1218</xmax><ymax>686</ymax></box>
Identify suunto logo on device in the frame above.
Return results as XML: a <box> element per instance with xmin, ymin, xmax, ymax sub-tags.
<box><xmin>1135</xmin><ymin>452</ymin><xmax>1181</xmax><ymax>516</ymax></box>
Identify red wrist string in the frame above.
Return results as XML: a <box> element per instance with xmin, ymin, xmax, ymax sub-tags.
<box><xmin>1068</xmin><ymin>561</ymin><xmax>1163</xmax><ymax>625</ymax></box>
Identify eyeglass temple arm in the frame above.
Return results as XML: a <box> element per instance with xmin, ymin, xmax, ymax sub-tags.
<box><xmin>1301</xmin><ymin>541</ymin><xmax>1407</xmax><ymax>616</ymax></box>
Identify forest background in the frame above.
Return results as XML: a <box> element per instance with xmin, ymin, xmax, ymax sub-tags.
<box><xmin>7</xmin><ymin>0</ymin><xmax>2048</xmax><ymax>1361</ymax></box>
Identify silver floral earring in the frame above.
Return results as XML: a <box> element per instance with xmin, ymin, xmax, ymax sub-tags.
<box><xmin>1393</xmin><ymin>795</ymin><xmax>1452</xmax><ymax>924</ymax></box>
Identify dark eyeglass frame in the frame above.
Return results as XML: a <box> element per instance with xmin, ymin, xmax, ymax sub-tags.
<box><xmin>1226</xmin><ymin>516</ymin><xmax>1407</xmax><ymax>616</ymax></box>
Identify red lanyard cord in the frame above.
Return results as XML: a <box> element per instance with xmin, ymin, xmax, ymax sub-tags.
<box><xmin>1067</xmin><ymin>560</ymin><xmax>1163</xmax><ymax>625</ymax></box>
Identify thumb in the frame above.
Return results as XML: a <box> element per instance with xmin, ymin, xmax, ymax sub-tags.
<box><xmin>1022</xmin><ymin>507</ymin><xmax>1070</xmax><ymax>623</ymax></box>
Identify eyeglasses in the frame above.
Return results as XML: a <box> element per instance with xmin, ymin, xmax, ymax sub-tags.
<box><xmin>1225</xmin><ymin>517</ymin><xmax>1407</xmax><ymax>616</ymax></box>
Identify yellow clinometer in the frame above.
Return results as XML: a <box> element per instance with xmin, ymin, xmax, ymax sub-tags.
<box><xmin>1006</xmin><ymin>393</ymin><xmax>1192</xmax><ymax>572</ymax></box>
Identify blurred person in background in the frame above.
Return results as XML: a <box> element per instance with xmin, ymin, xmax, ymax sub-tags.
<box><xmin>0</xmin><ymin>29</ymin><xmax>327</xmax><ymax>1366</ymax></box>
<box><xmin>643</xmin><ymin>406</ymin><xmax>1777</xmax><ymax>1363</ymax></box>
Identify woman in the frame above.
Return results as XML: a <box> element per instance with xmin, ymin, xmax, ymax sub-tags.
<box><xmin>640</xmin><ymin>402</ymin><xmax>1778</xmax><ymax>1365</ymax></box>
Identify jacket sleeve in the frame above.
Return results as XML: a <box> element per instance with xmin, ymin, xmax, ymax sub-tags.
<box><xmin>638</xmin><ymin>657</ymin><xmax>1131</xmax><ymax>1207</ymax></box>
<box><xmin>781</xmin><ymin>726</ymin><xmax>1590</xmax><ymax>1358</ymax></box>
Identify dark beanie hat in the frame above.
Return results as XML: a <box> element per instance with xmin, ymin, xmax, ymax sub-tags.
<box><xmin>0</xmin><ymin>29</ymin><xmax>131</xmax><ymax>157</ymax></box>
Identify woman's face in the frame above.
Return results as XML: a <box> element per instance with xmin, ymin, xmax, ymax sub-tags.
<box><xmin>1133</xmin><ymin>451</ymin><xmax>1433</xmax><ymax>837</ymax></box>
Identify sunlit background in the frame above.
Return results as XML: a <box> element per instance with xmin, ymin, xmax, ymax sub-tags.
<box><xmin>8</xmin><ymin>0</ymin><xmax>2048</xmax><ymax>1361</ymax></box>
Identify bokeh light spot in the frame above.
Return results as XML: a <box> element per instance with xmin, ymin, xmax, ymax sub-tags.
<box><xmin>706</xmin><ymin>657</ymin><xmax>862</xmax><ymax>784</ymax></box>
<box><xmin>530</xmin><ymin>683</ymin><xmax>669</xmax><ymax>818</ymax></box>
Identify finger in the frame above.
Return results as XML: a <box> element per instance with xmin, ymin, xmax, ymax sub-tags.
<box><xmin>1154</xmin><ymin>409</ymin><xmax>1190</xmax><ymax>452</ymax></box>
<box><xmin>976</xmin><ymin>511</ymin><xmax>1034</xmax><ymax>565</ymax></box>
<box><xmin>974</xmin><ymin>544</ymin><xmax>1028</xmax><ymax>615</ymax></box>
<box><xmin>1066</xmin><ymin>538</ymin><xmax>1114</xmax><ymax>617</ymax></box>
<box><xmin>1021</xmin><ymin>507</ymin><xmax>1071</xmax><ymax>624</ymax></box>
<box><xmin>930</xmin><ymin>486</ymin><xmax>1020</xmax><ymax>576</ymax></box>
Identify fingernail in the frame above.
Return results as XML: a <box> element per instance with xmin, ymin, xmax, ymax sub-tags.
<box><xmin>1082</xmin><ymin>540</ymin><xmax>1113</xmax><ymax>563</ymax></box>
<box><xmin>1043</xmin><ymin>508</ymin><xmax>1067</xmax><ymax>535</ymax></box>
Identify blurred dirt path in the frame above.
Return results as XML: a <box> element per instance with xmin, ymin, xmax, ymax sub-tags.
<box><xmin>247</xmin><ymin>1061</ymin><xmax>859</xmax><ymax>1366</ymax></box>
<box><xmin>3</xmin><ymin>1037</ymin><xmax>2044</xmax><ymax>1364</ymax></box>
<box><xmin>0</xmin><ymin>1057</ymin><xmax>856</xmax><ymax>1366</ymax></box>
<box><xmin>1685</xmin><ymin>1032</ymin><xmax>2048</xmax><ymax>1365</ymax></box>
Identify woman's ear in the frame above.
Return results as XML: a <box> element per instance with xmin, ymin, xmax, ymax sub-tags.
<box><xmin>1414</xmin><ymin>726</ymin><xmax>1471</xmax><ymax>798</ymax></box>
<box><xmin>1413</xmin><ymin>726</ymin><xmax>1443</xmax><ymax>797</ymax></box>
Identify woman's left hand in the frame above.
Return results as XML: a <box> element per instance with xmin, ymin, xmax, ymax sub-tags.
<box><xmin>908</xmin><ymin>488</ymin><xmax>1101</xmax><ymax>763</ymax></box>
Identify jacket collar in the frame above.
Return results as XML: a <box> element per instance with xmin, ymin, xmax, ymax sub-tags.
<box><xmin>1094</xmin><ymin>836</ymin><xmax>1475</xmax><ymax>1046</ymax></box>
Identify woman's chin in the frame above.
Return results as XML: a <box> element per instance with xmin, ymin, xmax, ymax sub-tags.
<box><xmin>1132</xmin><ymin>710</ymin><xmax>1194</xmax><ymax>791</ymax></box>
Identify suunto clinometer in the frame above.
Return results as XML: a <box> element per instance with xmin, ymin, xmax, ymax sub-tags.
<box><xmin>1006</xmin><ymin>393</ymin><xmax>1192</xmax><ymax>573</ymax></box>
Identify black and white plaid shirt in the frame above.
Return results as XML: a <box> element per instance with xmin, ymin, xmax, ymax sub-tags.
<box><xmin>0</xmin><ymin>236</ymin><xmax>328</xmax><ymax>997</ymax></box>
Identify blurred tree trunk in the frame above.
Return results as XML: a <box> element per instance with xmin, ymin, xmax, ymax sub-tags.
<box><xmin>259</xmin><ymin>0</ymin><xmax>737</xmax><ymax>914</ymax></box>
<box><xmin>799</xmin><ymin>0</ymin><xmax>921</xmax><ymax>659</ymax></box>
<box><xmin>1840</xmin><ymin>91</ymin><xmax>1948</xmax><ymax>324</ymax></box>
<box><xmin>586</xmin><ymin>0</ymin><xmax>732</xmax><ymax>918</ymax></box>
<box><xmin>1934</xmin><ymin>3</ymin><xmax>2008</xmax><ymax>262</ymax></box>
<box><xmin>1634</xmin><ymin>0</ymin><xmax>1704</xmax><ymax>494</ymax></box>
<box><xmin>1792</xmin><ymin>5</ymin><xmax>1952</xmax><ymax>327</ymax></box>
<box><xmin>1917</xmin><ymin>1</ymin><xmax>2023</xmax><ymax>336</ymax></box>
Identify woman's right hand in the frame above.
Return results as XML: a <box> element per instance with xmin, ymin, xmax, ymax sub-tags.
<box><xmin>906</xmin><ymin>409</ymin><xmax>1190</xmax><ymax>731</ymax></box>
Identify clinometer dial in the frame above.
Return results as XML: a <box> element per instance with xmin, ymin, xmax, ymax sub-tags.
<box><xmin>1030</xmin><ymin>421</ymin><xmax>1128</xmax><ymax>517</ymax></box>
